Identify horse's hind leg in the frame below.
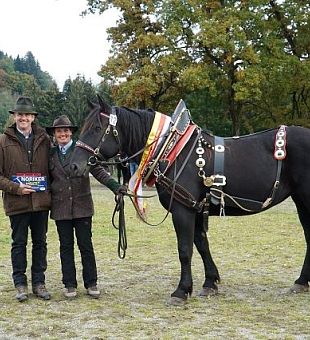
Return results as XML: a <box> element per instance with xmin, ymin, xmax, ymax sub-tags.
<box><xmin>291</xmin><ymin>197</ymin><xmax>310</xmax><ymax>293</ymax></box>
<box><xmin>194</xmin><ymin>212</ymin><xmax>220</xmax><ymax>296</ymax></box>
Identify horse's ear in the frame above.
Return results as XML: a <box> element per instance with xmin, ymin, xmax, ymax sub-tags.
<box><xmin>87</xmin><ymin>99</ymin><xmax>96</xmax><ymax>109</ymax></box>
<box><xmin>97</xmin><ymin>94</ymin><xmax>105</xmax><ymax>108</ymax></box>
<box><xmin>97</xmin><ymin>94</ymin><xmax>111</xmax><ymax>114</ymax></box>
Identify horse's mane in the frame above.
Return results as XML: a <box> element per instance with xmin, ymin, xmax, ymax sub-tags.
<box><xmin>117</xmin><ymin>106</ymin><xmax>155</xmax><ymax>155</ymax></box>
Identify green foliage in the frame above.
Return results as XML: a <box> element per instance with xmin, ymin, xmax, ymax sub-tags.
<box><xmin>2</xmin><ymin>1</ymin><xmax>310</xmax><ymax>135</ymax></box>
<box><xmin>85</xmin><ymin>0</ymin><xmax>310</xmax><ymax>135</ymax></box>
<box><xmin>62</xmin><ymin>75</ymin><xmax>97</xmax><ymax>129</ymax></box>
<box><xmin>0</xmin><ymin>50</ymin><xmax>108</xmax><ymax>133</ymax></box>
<box><xmin>97</xmin><ymin>80</ymin><xmax>114</xmax><ymax>105</ymax></box>
<box><xmin>0</xmin><ymin>90</ymin><xmax>15</xmax><ymax>133</ymax></box>
<box><xmin>13</xmin><ymin>51</ymin><xmax>54</xmax><ymax>90</ymax></box>
<box><xmin>0</xmin><ymin>53</ymin><xmax>15</xmax><ymax>74</ymax></box>
<box><xmin>34</xmin><ymin>84</ymin><xmax>64</xmax><ymax>128</ymax></box>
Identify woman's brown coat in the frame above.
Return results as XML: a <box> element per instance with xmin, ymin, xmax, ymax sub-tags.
<box><xmin>49</xmin><ymin>143</ymin><xmax>112</xmax><ymax>220</ymax></box>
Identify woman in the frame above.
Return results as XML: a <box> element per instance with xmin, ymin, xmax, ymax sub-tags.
<box><xmin>47</xmin><ymin>115</ymin><xmax>126</xmax><ymax>299</ymax></box>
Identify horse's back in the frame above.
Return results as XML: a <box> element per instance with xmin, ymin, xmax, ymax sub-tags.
<box><xmin>285</xmin><ymin>126</ymin><xmax>310</xmax><ymax>204</ymax></box>
<box><xmin>222</xmin><ymin>129</ymin><xmax>281</xmax><ymax>200</ymax></box>
<box><xmin>224</xmin><ymin>125</ymin><xmax>310</xmax><ymax>209</ymax></box>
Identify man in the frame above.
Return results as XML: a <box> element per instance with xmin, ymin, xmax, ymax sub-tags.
<box><xmin>47</xmin><ymin>115</ymin><xmax>126</xmax><ymax>299</ymax></box>
<box><xmin>0</xmin><ymin>96</ymin><xmax>51</xmax><ymax>302</ymax></box>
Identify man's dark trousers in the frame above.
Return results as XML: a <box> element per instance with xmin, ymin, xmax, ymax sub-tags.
<box><xmin>10</xmin><ymin>211</ymin><xmax>48</xmax><ymax>287</ymax></box>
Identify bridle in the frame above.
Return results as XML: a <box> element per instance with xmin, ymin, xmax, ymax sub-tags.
<box><xmin>76</xmin><ymin>107</ymin><xmax>169</xmax><ymax>167</ymax></box>
<box><xmin>75</xmin><ymin>107</ymin><xmax>122</xmax><ymax>166</ymax></box>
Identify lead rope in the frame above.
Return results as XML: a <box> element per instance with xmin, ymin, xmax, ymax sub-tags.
<box><xmin>112</xmin><ymin>194</ymin><xmax>127</xmax><ymax>259</ymax></box>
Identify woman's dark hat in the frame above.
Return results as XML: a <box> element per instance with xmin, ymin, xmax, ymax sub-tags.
<box><xmin>46</xmin><ymin>115</ymin><xmax>78</xmax><ymax>135</ymax></box>
<box><xmin>9</xmin><ymin>96</ymin><xmax>38</xmax><ymax>115</ymax></box>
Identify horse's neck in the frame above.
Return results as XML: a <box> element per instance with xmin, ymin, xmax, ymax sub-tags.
<box><xmin>126</xmin><ymin>111</ymin><xmax>171</xmax><ymax>163</ymax></box>
<box><xmin>121</xmin><ymin>109</ymin><xmax>162</xmax><ymax>161</ymax></box>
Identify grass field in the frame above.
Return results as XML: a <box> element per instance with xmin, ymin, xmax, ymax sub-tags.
<box><xmin>0</xmin><ymin>179</ymin><xmax>310</xmax><ymax>339</ymax></box>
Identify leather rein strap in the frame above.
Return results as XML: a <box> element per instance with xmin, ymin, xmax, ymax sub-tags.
<box><xmin>112</xmin><ymin>194</ymin><xmax>127</xmax><ymax>259</ymax></box>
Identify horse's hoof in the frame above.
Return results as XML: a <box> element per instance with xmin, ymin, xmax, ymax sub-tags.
<box><xmin>166</xmin><ymin>296</ymin><xmax>187</xmax><ymax>306</ymax></box>
<box><xmin>198</xmin><ymin>287</ymin><xmax>218</xmax><ymax>297</ymax></box>
<box><xmin>289</xmin><ymin>283</ymin><xmax>309</xmax><ymax>294</ymax></box>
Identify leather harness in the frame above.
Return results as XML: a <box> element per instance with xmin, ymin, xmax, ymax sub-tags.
<box><xmin>76</xmin><ymin>102</ymin><xmax>286</xmax><ymax>217</ymax></box>
<box><xmin>207</xmin><ymin>126</ymin><xmax>286</xmax><ymax>215</ymax></box>
<box><xmin>153</xmin><ymin>124</ymin><xmax>287</xmax><ymax>217</ymax></box>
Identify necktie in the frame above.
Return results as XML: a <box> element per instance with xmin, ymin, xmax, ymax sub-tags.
<box><xmin>60</xmin><ymin>146</ymin><xmax>66</xmax><ymax>155</ymax></box>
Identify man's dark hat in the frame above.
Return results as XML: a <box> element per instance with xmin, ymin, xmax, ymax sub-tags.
<box><xmin>9</xmin><ymin>96</ymin><xmax>38</xmax><ymax>115</ymax></box>
<box><xmin>46</xmin><ymin>115</ymin><xmax>78</xmax><ymax>135</ymax></box>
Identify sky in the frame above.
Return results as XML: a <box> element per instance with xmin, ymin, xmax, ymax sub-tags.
<box><xmin>0</xmin><ymin>0</ymin><xmax>119</xmax><ymax>89</ymax></box>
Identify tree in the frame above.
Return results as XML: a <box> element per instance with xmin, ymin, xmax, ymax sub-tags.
<box><xmin>62</xmin><ymin>75</ymin><xmax>97</xmax><ymax>129</ymax></box>
<box><xmin>35</xmin><ymin>83</ymin><xmax>64</xmax><ymax>128</ymax></box>
<box><xmin>0</xmin><ymin>90</ymin><xmax>15</xmax><ymax>133</ymax></box>
<box><xmin>13</xmin><ymin>52</ymin><xmax>54</xmax><ymax>91</ymax></box>
<box><xmin>0</xmin><ymin>53</ymin><xmax>15</xmax><ymax>74</ymax></box>
<box><xmin>85</xmin><ymin>0</ymin><xmax>310</xmax><ymax>135</ymax></box>
<box><xmin>96</xmin><ymin>80</ymin><xmax>114</xmax><ymax>105</ymax></box>
<box><xmin>84</xmin><ymin>0</ymin><xmax>189</xmax><ymax>112</ymax></box>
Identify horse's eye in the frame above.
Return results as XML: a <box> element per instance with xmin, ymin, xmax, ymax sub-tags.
<box><xmin>95</xmin><ymin>126</ymin><xmax>101</xmax><ymax>133</ymax></box>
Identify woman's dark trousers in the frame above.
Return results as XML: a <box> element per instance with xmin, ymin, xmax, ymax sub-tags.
<box><xmin>56</xmin><ymin>217</ymin><xmax>97</xmax><ymax>289</ymax></box>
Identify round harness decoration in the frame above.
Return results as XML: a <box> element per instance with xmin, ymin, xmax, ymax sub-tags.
<box><xmin>274</xmin><ymin>125</ymin><xmax>287</xmax><ymax>160</ymax></box>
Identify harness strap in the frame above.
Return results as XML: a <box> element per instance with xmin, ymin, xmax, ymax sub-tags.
<box><xmin>210</xmin><ymin>189</ymin><xmax>264</xmax><ymax>212</ymax></box>
<box><xmin>211</xmin><ymin>136</ymin><xmax>226</xmax><ymax>208</ymax></box>
<box><xmin>208</xmin><ymin>128</ymin><xmax>284</xmax><ymax>213</ymax></box>
<box><xmin>156</xmin><ymin>174</ymin><xmax>205</xmax><ymax>212</ymax></box>
<box><xmin>214</xmin><ymin>136</ymin><xmax>225</xmax><ymax>175</ymax></box>
<box><xmin>262</xmin><ymin>159</ymin><xmax>282</xmax><ymax>208</ymax></box>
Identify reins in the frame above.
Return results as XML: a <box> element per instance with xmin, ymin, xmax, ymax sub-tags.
<box><xmin>85</xmin><ymin>131</ymin><xmax>170</xmax><ymax>168</ymax></box>
<box><xmin>111</xmin><ymin>194</ymin><xmax>127</xmax><ymax>259</ymax></box>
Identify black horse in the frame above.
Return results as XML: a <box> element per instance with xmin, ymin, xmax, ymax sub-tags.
<box><xmin>70</xmin><ymin>97</ymin><xmax>310</xmax><ymax>305</ymax></box>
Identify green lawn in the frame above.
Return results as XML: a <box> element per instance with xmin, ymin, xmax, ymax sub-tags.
<box><xmin>0</xmin><ymin>181</ymin><xmax>309</xmax><ymax>339</ymax></box>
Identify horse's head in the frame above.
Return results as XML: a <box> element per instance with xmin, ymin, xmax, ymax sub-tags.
<box><xmin>70</xmin><ymin>96</ymin><xmax>121</xmax><ymax>176</ymax></box>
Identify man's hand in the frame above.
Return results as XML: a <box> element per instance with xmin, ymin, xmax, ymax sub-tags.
<box><xmin>19</xmin><ymin>183</ymin><xmax>35</xmax><ymax>195</ymax></box>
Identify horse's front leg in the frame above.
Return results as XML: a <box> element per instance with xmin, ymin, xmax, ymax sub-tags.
<box><xmin>194</xmin><ymin>212</ymin><xmax>220</xmax><ymax>296</ymax></box>
<box><xmin>168</xmin><ymin>207</ymin><xmax>195</xmax><ymax>306</ymax></box>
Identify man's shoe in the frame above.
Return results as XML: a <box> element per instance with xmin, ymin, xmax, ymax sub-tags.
<box><xmin>87</xmin><ymin>286</ymin><xmax>100</xmax><ymax>299</ymax></box>
<box><xmin>16</xmin><ymin>285</ymin><xmax>28</xmax><ymax>302</ymax></box>
<box><xmin>64</xmin><ymin>287</ymin><xmax>77</xmax><ymax>299</ymax></box>
<box><xmin>32</xmin><ymin>284</ymin><xmax>51</xmax><ymax>300</ymax></box>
